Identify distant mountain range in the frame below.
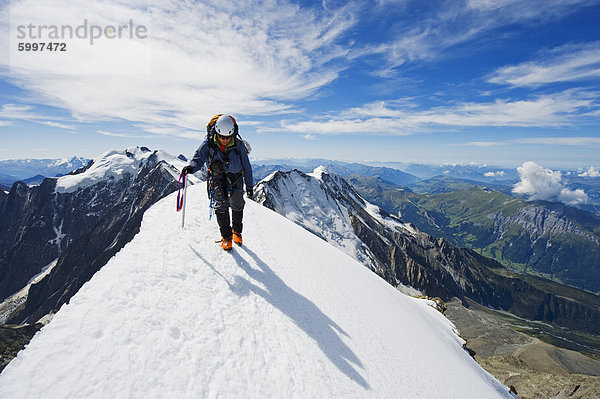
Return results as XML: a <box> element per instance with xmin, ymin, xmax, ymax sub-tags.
<box><xmin>253</xmin><ymin>158</ymin><xmax>600</xmax><ymax>210</ymax></box>
<box><xmin>0</xmin><ymin>156</ymin><xmax>89</xmax><ymax>189</ymax></box>
<box><xmin>254</xmin><ymin>158</ymin><xmax>519</xmax><ymax>183</ymax></box>
<box><xmin>253</xmin><ymin>160</ymin><xmax>418</xmax><ymax>186</ymax></box>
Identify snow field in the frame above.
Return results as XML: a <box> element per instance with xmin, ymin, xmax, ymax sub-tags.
<box><xmin>0</xmin><ymin>183</ymin><xmax>512</xmax><ymax>398</ymax></box>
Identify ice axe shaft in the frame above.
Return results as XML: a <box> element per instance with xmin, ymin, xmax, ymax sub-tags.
<box><xmin>176</xmin><ymin>173</ymin><xmax>188</xmax><ymax>229</ymax></box>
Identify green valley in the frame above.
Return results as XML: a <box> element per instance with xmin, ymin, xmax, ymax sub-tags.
<box><xmin>349</xmin><ymin>175</ymin><xmax>600</xmax><ymax>294</ymax></box>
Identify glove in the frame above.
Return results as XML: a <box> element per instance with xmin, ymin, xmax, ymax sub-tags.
<box><xmin>181</xmin><ymin>165</ymin><xmax>194</xmax><ymax>175</ymax></box>
<box><xmin>246</xmin><ymin>188</ymin><xmax>254</xmax><ymax>198</ymax></box>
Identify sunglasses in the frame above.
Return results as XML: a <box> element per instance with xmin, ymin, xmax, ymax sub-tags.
<box><xmin>217</xmin><ymin>134</ymin><xmax>232</xmax><ymax>140</ymax></box>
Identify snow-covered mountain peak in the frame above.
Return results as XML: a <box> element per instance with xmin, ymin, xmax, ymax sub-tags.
<box><xmin>49</xmin><ymin>156</ymin><xmax>88</xmax><ymax>169</ymax></box>
<box><xmin>254</xmin><ymin>168</ymin><xmax>418</xmax><ymax>271</ymax></box>
<box><xmin>0</xmin><ymin>156</ymin><xmax>90</xmax><ymax>182</ymax></box>
<box><xmin>0</xmin><ymin>183</ymin><xmax>513</xmax><ymax>398</ymax></box>
<box><xmin>308</xmin><ymin>164</ymin><xmax>329</xmax><ymax>179</ymax></box>
<box><xmin>54</xmin><ymin>147</ymin><xmax>188</xmax><ymax>193</ymax></box>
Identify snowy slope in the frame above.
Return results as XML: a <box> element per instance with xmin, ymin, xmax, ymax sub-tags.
<box><xmin>0</xmin><ymin>183</ymin><xmax>512</xmax><ymax>398</ymax></box>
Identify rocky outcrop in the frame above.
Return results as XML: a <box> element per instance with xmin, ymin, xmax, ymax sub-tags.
<box><xmin>488</xmin><ymin>205</ymin><xmax>597</xmax><ymax>244</ymax></box>
<box><xmin>445</xmin><ymin>299</ymin><xmax>600</xmax><ymax>399</ymax></box>
<box><xmin>0</xmin><ymin>179</ymin><xmax>63</xmax><ymax>302</ymax></box>
<box><xmin>0</xmin><ymin>324</ymin><xmax>43</xmax><ymax>372</ymax></box>
<box><xmin>486</xmin><ymin>204</ymin><xmax>600</xmax><ymax>290</ymax></box>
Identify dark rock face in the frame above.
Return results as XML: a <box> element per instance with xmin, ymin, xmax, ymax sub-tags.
<box><xmin>0</xmin><ymin>324</ymin><xmax>43</xmax><ymax>372</ymax></box>
<box><xmin>0</xmin><ymin>179</ymin><xmax>61</xmax><ymax>302</ymax></box>
<box><xmin>255</xmin><ymin>169</ymin><xmax>600</xmax><ymax>336</ymax></box>
<box><xmin>0</xmin><ymin>148</ymin><xmax>182</xmax><ymax>324</ymax></box>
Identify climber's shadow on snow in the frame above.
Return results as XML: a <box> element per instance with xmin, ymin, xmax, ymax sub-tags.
<box><xmin>189</xmin><ymin>245</ymin><xmax>369</xmax><ymax>389</ymax></box>
<box><xmin>229</xmin><ymin>246</ymin><xmax>370</xmax><ymax>390</ymax></box>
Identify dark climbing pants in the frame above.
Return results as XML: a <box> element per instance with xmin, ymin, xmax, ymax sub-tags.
<box><xmin>212</xmin><ymin>170</ymin><xmax>245</xmax><ymax>239</ymax></box>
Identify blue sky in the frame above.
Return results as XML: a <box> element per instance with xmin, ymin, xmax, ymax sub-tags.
<box><xmin>0</xmin><ymin>0</ymin><xmax>599</xmax><ymax>169</ymax></box>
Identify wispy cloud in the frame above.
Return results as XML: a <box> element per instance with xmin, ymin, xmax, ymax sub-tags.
<box><xmin>280</xmin><ymin>90</ymin><xmax>599</xmax><ymax>134</ymax></box>
<box><xmin>0</xmin><ymin>103</ymin><xmax>81</xmax><ymax>130</ymax></box>
<box><xmin>367</xmin><ymin>0</ymin><xmax>597</xmax><ymax>73</ymax></box>
<box><xmin>1</xmin><ymin>0</ymin><xmax>357</xmax><ymax>135</ymax></box>
<box><xmin>515</xmin><ymin>137</ymin><xmax>600</xmax><ymax>145</ymax></box>
<box><xmin>466</xmin><ymin>0</ymin><xmax>596</xmax><ymax>19</ymax></box>
<box><xmin>97</xmin><ymin>130</ymin><xmax>128</xmax><ymax>137</ymax></box>
<box><xmin>97</xmin><ymin>130</ymin><xmax>155</xmax><ymax>139</ymax></box>
<box><xmin>452</xmin><ymin>136</ymin><xmax>600</xmax><ymax>147</ymax></box>
<box><xmin>40</xmin><ymin>121</ymin><xmax>78</xmax><ymax>132</ymax></box>
<box><xmin>1</xmin><ymin>0</ymin><xmax>598</xmax><ymax>148</ymax></box>
<box><xmin>488</xmin><ymin>42</ymin><xmax>600</xmax><ymax>87</ymax></box>
<box><xmin>452</xmin><ymin>141</ymin><xmax>507</xmax><ymax>147</ymax></box>
<box><xmin>0</xmin><ymin>104</ymin><xmax>35</xmax><ymax>119</ymax></box>
<box><xmin>484</xmin><ymin>170</ymin><xmax>505</xmax><ymax>177</ymax></box>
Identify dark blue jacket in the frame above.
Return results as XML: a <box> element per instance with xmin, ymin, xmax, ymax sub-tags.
<box><xmin>188</xmin><ymin>135</ymin><xmax>253</xmax><ymax>190</ymax></box>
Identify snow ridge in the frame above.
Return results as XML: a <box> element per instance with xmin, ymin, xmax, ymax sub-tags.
<box><xmin>0</xmin><ymin>183</ymin><xmax>512</xmax><ymax>398</ymax></box>
<box><xmin>254</xmin><ymin>167</ymin><xmax>418</xmax><ymax>271</ymax></box>
<box><xmin>54</xmin><ymin>147</ymin><xmax>187</xmax><ymax>194</ymax></box>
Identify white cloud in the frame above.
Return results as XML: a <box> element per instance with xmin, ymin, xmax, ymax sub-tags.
<box><xmin>488</xmin><ymin>41</ymin><xmax>600</xmax><ymax>87</ymax></box>
<box><xmin>466</xmin><ymin>0</ymin><xmax>595</xmax><ymax>17</ymax></box>
<box><xmin>512</xmin><ymin>161</ymin><xmax>588</xmax><ymax>206</ymax></box>
<box><xmin>453</xmin><ymin>141</ymin><xmax>506</xmax><ymax>147</ymax></box>
<box><xmin>2</xmin><ymin>0</ymin><xmax>598</xmax><ymax>142</ymax></box>
<box><xmin>0</xmin><ymin>104</ymin><xmax>35</xmax><ymax>120</ymax></box>
<box><xmin>484</xmin><ymin>171</ymin><xmax>505</xmax><ymax>177</ymax></box>
<box><xmin>97</xmin><ymin>130</ymin><xmax>155</xmax><ymax>139</ymax></box>
<box><xmin>280</xmin><ymin>90</ymin><xmax>598</xmax><ymax>134</ymax></box>
<box><xmin>97</xmin><ymin>130</ymin><xmax>128</xmax><ymax>137</ymax></box>
<box><xmin>515</xmin><ymin>137</ymin><xmax>600</xmax><ymax>146</ymax></box>
<box><xmin>302</xmin><ymin>134</ymin><xmax>316</xmax><ymax>141</ymax></box>
<box><xmin>579</xmin><ymin>166</ymin><xmax>600</xmax><ymax>177</ymax></box>
<box><xmin>369</xmin><ymin>0</ymin><xmax>596</xmax><ymax>72</ymax></box>
<box><xmin>0</xmin><ymin>103</ymin><xmax>85</xmax><ymax>131</ymax></box>
<box><xmin>40</xmin><ymin>121</ymin><xmax>78</xmax><ymax>131</ymax></box>
<box><xmin>557</xmin><ymin>187</ymin><xmax>588</xmax><ymax>206</ymax></box>
<box><xmin>1</xmin><ymin>0</ymin><xmax>357</xmax><ymax>134</ymax></box>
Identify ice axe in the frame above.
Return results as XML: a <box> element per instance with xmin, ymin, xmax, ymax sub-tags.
<box><xmin>176</xmin><ymin>172</ymin><xmax>187</xmax><ymax>229</ymax></box>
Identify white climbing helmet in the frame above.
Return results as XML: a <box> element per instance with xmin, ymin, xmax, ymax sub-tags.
<box><xmin>215</xmin><ymin>114</ymin><xmax>236</xmax><ymax>137</ymax></box>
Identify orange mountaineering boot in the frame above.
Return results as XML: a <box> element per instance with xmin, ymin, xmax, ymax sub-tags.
<box><xmin>232</xmin><ymin>231</ymin><xmax>243</xmax><ymax>246</ymax></box>
<box><xmin>221</xmin><ymin>237</ymin><xmax>233</xmax><ymax>251</ymax></box>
